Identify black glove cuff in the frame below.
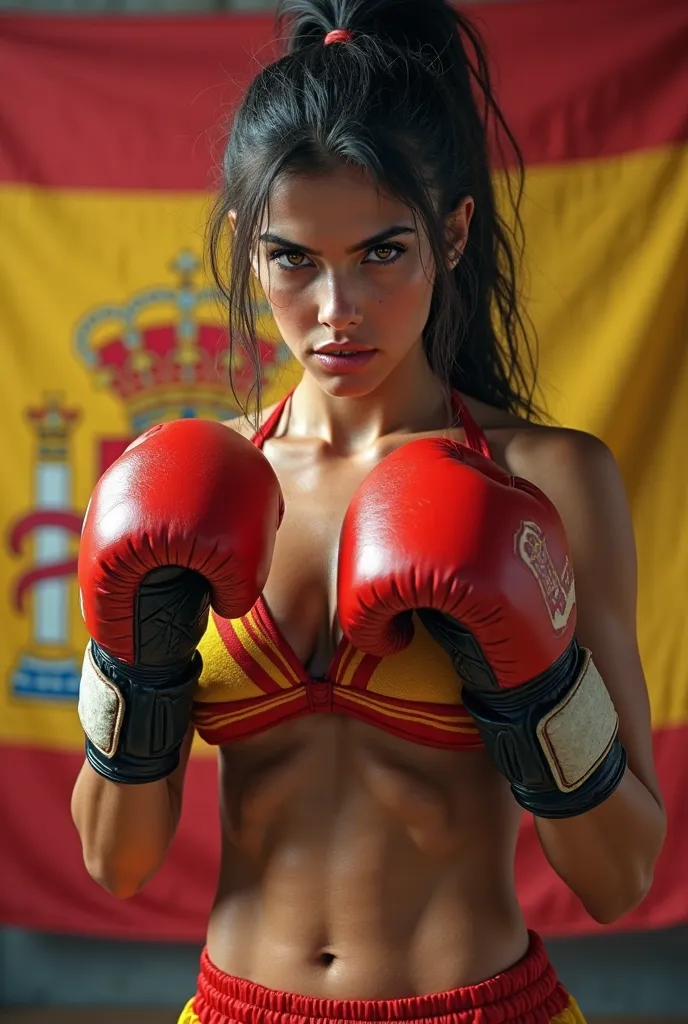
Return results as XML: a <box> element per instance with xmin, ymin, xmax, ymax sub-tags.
<box><xmin>78</xmin><ymin>641</ymin><xmax>200</xmax><ymax>785</ymax></box>
<box><xmin>462</xmin><ymin>642</ymin><xmax>627</xmax><ymax>818</ymax></box>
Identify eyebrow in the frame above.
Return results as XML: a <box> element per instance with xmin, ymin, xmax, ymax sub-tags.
<box><xmin>258</xmin><ymin>225</ymin><xmax>416</xmax><ymax>256</ymax></box>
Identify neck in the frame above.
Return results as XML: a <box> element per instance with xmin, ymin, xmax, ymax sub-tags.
<box><xmin>288</xmin><ymin>343</ymin><xmax>452</xmax><ymax>454</ymax></box>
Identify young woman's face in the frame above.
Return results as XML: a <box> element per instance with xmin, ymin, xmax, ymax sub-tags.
<box><xmin>253</xmin><ymin>165</ymin><xmax>452</xmax><ymax>398</ymax></box>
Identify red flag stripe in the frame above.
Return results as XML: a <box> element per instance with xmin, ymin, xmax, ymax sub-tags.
<box><xmin>0</xmin><ymin>0</ymin><xmax>686</xmax><ymax>190</ymax></box>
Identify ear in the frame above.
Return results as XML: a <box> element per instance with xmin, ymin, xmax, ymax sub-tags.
<box><xmin>444</xmin><ymin>196</ymin><xmax>474</xmax><ymax>270</ymax></box>
<box><xmin>227</xmin><ymin>210</ymin><xmax>261</xmax><ymax>278</ymax></box>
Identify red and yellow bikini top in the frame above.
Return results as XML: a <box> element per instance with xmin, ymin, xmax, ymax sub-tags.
<box><xmin>192</xmin><ymin>391</ymin><xmax>491</xmax><ymax>751</ymax></box>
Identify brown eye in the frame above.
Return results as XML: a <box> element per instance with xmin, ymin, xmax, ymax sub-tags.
<box><xmin>363</xmin><ymin>244</ymin><xmax>405</xmax><ymax>265</ymax></box>
<box><xmin>269</xmin><ymin>249</ymin><xmax>314</xmax><ymax>271</ymax></box>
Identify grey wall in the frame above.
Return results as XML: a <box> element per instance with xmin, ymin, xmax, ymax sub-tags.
<box><xmin>1</xmin><ymin>926</ymin><xmax>688</xmax><ymax>1016</ymax></box>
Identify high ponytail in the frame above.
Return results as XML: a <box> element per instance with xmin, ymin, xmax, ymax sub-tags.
<box><xmin>209</xmin><ymin>0</ymin><xmax>539</xmax><ymax>422</ymax></box>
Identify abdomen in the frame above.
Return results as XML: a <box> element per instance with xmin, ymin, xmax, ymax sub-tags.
<box><xmin>208</xmin><ymin>713</ymin><xmax>527</xmax><ymax>998</ymax></box>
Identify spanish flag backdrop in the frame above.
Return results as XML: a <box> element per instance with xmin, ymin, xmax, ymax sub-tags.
<box><xmin>0</xmin><ymin>0</ymin><xmax>686</xmax><ymax>940</ymax></box>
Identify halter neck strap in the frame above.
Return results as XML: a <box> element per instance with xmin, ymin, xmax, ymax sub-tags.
<box><xmin>250</xmin><ymin>389</ymin><xmax>492</xmax><ymax>459</ymax></box>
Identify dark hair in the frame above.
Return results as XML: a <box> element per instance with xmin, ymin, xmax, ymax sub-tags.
<box><xmin>208</xmin><ymin>0</ymin><xmax>540</xmax><ymax>422</ymax></box>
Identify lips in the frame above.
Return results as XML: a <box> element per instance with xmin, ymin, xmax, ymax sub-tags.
<box><xmin>311</xmin><ymin>343</ymin><xmax>377</xmax><ymax>375</ymax></box>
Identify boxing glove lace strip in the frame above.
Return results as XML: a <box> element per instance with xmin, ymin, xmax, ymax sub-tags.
<box><xmin>80</xmin><ymin>640</ymin><xmax>201</xmax><ymax>784</ymax></box>
<box><xmin>419</xmin><ymin>610</ymin><xmax>626</xmax><ymax>818</ymax></box>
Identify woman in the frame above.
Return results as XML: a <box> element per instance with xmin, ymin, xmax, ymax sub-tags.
<box><xmin>71</xmin><ymin>2</ymin><xmax>666</xmax><ymax>1022</ymax></box>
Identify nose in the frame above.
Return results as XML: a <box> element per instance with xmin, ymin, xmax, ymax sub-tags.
<box><xmin>317</xmin><ymin>274</ymin><xmax>363</xmax><ymax>332</ymax></box>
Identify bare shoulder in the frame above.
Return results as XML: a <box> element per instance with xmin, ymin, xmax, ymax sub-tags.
<box><xmin>502</xmin><ymin>422</ymin><xmax>616</xmax><ymax>485</ymax></box>
<box><xmin>499</xmin><ymin>423</ymin><xmax>626</xmax><ymax>526</ymax></box>
<box><xmin>462</xmin><ymin>392</ymin><xmax>625</xmax><ymax>518</ymax></box>
<box><xmin>451</xmin><ymin>394</ymin><xmax>627</xmax><ymax>529</ymax></box>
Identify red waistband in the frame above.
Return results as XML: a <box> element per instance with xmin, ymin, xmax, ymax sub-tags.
<box><xmin>193</xmin><ymin>933</ymin><xmax>570</xmax><ymax>1023</ymax></box>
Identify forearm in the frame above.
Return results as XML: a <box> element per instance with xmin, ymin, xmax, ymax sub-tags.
<box><xmin>71</xmin><ymin>726</ymin><xmax>192</xmax><ymax>898</ymax></box>
<box><xmin>534</xmin><ymin>767</ymin><xmax>666</xmax><ymax>924</ymax></box>
<box><xmin>71</xmin><ymin>762</ymin><xmax>176</xmax><ymax>898</ymax></box>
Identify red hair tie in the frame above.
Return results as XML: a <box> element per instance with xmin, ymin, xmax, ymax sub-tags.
<box><xmin>324</xmin><ymin>28</ymin><xmax>353</xmax><ymax>45</ymax></box>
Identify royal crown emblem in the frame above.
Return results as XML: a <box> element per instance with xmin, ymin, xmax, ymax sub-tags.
<box><xmin>74</xmin><ymin>250</ymin><xmax>289</xmax><ymax>433</ymax></box>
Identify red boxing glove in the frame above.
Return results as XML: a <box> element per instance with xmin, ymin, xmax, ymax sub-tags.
<box><xmin>78</xmin><ymin>419</ymin><xmax>283</xmax><ymax>783</ymax></box>
<box><xmin>338</xmin><ymin>439</ymin><xmax>625</xmax><ymax>817</ymax></box>
<box><xmin>338</xmin><ymin>439</ymin><xmax>576</xmax><ymax>683</ymax></box>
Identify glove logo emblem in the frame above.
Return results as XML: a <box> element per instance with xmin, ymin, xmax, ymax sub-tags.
<box><xmin>515</xmin><ymin>520</ymin><xmax>575</xmax><ymax>633</ymax></box>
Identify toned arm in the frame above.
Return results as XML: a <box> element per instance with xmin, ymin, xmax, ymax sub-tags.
<box><xmin>71</xmin><ymin>723</ymin><xmax>195</xmax><ymax>899</ymax></box>
<box><xmin>508</xmin><ymin>429</ymin><xmax>666</xmax><ymax>923</ymax></box>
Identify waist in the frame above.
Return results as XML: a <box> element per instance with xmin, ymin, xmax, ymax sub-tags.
<box><xmin>183</xmin><ymin>933</ymin><xmax>577</xmax><ymax>1024</ymax></box>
